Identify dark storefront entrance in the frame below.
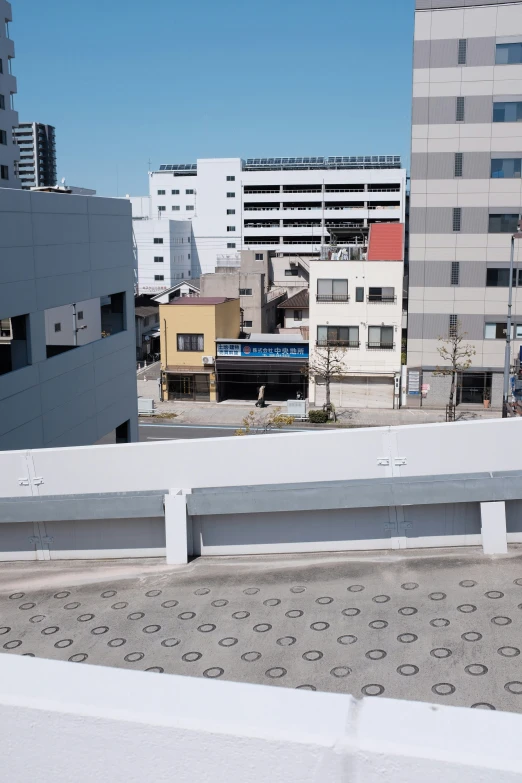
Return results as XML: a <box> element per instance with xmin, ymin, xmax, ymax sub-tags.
<box><xmin>457</xmin><ymin>372</ymin><xmax>492</xmax><ymax>405</ymax></box>
<box><xmin>217</xmin><ymin>361</ymin><xmax>308</xmax><ymax>402</ymax></box>
<box><xmin>166</xmin><ymin>373</ymin><xmax>210</xmax><ymax>401</ymax></box>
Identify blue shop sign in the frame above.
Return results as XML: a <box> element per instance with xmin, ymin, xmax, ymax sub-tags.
<box><xmin>217</xmin><ymin>343</ymin><xmax>309</xmax><ymax>359</ymax></box>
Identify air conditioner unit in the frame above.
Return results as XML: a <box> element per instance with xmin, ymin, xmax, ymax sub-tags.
<box><xmin>202</xmin><ymin>356</ymin><xmax>215</xmax><ymax>365</ymax></box>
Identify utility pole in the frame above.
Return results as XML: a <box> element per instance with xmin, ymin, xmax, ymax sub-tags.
<box><xmin>503</xmin><ymin>220</ymin><xmax>522</xmax><ymax>417</ymax></box>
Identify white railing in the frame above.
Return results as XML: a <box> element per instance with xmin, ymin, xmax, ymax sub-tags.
<box><xmin>0</xmin><ymin>654</ymin><xmax>520</xmax><ymax>783</ymax></box>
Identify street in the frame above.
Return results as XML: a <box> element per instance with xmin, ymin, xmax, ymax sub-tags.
<box><xmin>97</xmin><ymin>422</ymin><xmax>322</xmax><ymax>444</ymax></box>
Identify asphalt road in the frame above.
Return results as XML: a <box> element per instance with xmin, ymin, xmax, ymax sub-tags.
<box><xmin>97</xmin><ymin>423</ymin><xmax>322</xmax><ymax>444</ymax></box>
<box><xmin>139</xmin><ymin>423</ymin><xmax>320</xmax><ymax>441</ymax></box>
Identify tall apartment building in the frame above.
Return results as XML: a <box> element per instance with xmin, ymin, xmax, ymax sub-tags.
<box><xmin>13</xmin><ymin>123</ymin><xmax>57</xmax><ymax>189</ymax></box>
<box><xmin>0</xmin><ymin>1</ymin><xmax>19</xmax><ymax>188</ymax></box>
<box><xmin>146</xmin><ymin>157</ymin><xmax>406</xmax><ymax>277</ymax></box>
<box><xmin>409</xmin><ymin>0</ymin><xmax>522</xmax><ymax>408</ymax></box>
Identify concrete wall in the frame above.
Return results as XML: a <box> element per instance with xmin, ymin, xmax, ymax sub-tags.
<box><xmin>1</xmin><ymin>654</ymin><xmax>522</xmax><ymax>783</ymax></box>
<box><xmin>0</xmin><ymin>188</ymin><xmax>138</xmax><ymax>450</ymax></box>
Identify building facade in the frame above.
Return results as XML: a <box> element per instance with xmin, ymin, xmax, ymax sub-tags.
<box><xmin>409</xmin><ymin>0</ymin><xmax>522</xmax><ymax>408</ymax></box>
<box><xmin>0</xmin><ymin>188</ymin><xmax>138</xmax><ymax>449</ymax></box>
<box><xmin>132</xmin><ymin>214</ymin><xmax>193</xmax><ymax>295</ymax></box>
<box><xmin>13</xmin><ymin>123</ymin><xmax>56</xmax><ymax>189</ymax></box>
<box><xmin>0</xmin><ymin>0</ymin><xmax>19</xmax><ymax>189</ymax></box>
<box><xmin>277</xmin><ymin>290</ymin><xmax>310</xmax><ymax>334</ymax></box>
<box><xmin>159</xmin><ymin>297</ymin><xmax>240</xmax><ymax>402</ymax></box>
<box><xmin>146</xmin><ymin>157</ymin><xmax>407</xmax><ymax>277</ymax></box>
<box><xmin>200</xmin><ymin>250</ymin><xmax>285</xmax><ymax>334</ymax></box>
<box><xmin>308</xmin><ymin>224</ymin><xmax>404</xmax><ymax>409</ymax></box>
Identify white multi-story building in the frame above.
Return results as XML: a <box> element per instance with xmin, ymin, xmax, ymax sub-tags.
<box><xmin>308</xmin><ymin>223</ymin><xmax>405</xmax><ymax>409</ymax></box>
<box><xmin>409</xmin><ymin>0</ymin><xmax>522</xmax><ymax>409</ymax></box>
<box><xmin>0</xmin><ymin>0</ymin><xmax>19</xmax><ymax>188</ymax></box>
<box><xmin>145</xmin><ymin>156</ymin><xmax>406</xmax><ymax>277</ymax></box>
<box><xmin>130</xmin><ymin>198</ymin><xmax>192</xmax><ymax>295</ymax></box>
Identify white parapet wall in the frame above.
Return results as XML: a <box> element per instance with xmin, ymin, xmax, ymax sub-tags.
<box><xmin>0</xmin><ymin>654</ymin><xmax>521</xmax><ymax>783</ymax></box>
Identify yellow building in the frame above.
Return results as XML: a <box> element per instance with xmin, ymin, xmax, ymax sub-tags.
<box><xmin>159</xmin><ymin>297</ymin><xmax>240</xmax><ymax>401</ymax></box>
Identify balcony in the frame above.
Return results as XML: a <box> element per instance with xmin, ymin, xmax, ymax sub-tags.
<box><xmin>367</xmin><ymin>295</ymin><xmax>397</xmax><ymax>304</ymax></box>
<box><xmin>316</xmin><ymin>294</ymin><xmax>350</xmax><ymax>303</ymax></box>
<box><xmin>316</xmin><ymin>340</ymin><xmax>359</xmax><ymax>348</ymax></box>
<box><xmin>366</xmin><ymin>342</ymin><xmax>395</xmax><ymax>350</ymax></box>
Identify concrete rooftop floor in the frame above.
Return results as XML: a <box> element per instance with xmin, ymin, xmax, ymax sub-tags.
<box><xmin>1</xmin><ymin>548</ymin><xmax>522</xmax><ymax>713</ymax></box>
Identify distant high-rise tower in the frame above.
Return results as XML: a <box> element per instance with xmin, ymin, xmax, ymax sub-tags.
<box><xmin>14</xmin><ymin>123</ymin><xmax>57</xmax><ymax>189</ymax></box>
<box><xmin>0</xmin><ymin>0</ymin><xmax>20</xmax><ymax>188</ymax></box>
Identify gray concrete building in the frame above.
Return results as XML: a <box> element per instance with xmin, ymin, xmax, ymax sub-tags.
<box><xmin>0</xmin><ymin>1</ymin><xmax>19</xmax><ymax>189</ymax></box>
<box><xmin>14</xmin><ymin>123</ymin><xmax>57</xmax><ymax>189</ymax></box>
<box><xmin>409</xmin><ymin>0</ymin><xmax>522</xmax><ymax>408</ymax></box>
<box><xmin>200</xmin><ymin>250</ymin><xmax>286</xmax><ymax>334</ymax></box>
<box><xmin>0</xmin><ymin>187</ymin><xmax>138</xmax><ymax>449</ymax></box>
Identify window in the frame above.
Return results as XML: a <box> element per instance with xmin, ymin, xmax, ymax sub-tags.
<box><xmin>172</xmin><ymin>189</ymin><xmax>179</xmax><ymax>195</ymax></box>
<box><xmin>317</xmin><ymin>279</ymin><xmax>349</xmax><ymax>302</ymax></box>
<box><xmin>154</xmin><ymin>256</ymin><xmax>164</xmax><ymax>263</ymax></box>
<box><xmin>143</xmin><ymin>317</ymin><xmax>150</xmax><ymax>327</ymax></box>
<box><xmin>157</xmin><ymin>190</ymin><xmax>166</xmax><ymax>195</ymax></box>
<box><xmin>177</xmin><ymin>333</ymin><xmax>204</xmax><ymax>351</ymax></box>
<box><xmin>154</xmin><ymin>238</ymin><xmax>163</xmax><ymax>244</ymax></box>
<box><xmin>0</xmin><ymin>165</ymin><xmax>7</xmax><ymax>180</ymax></box>
<box><xmin>285</xmin><ymin>269</ymin><xmax>298</xmax><ymax>276</ymax></box>
<box><xmin>239</xmin><ymin>288</ymin><xmax>253</xmax><ymax>296</ymax></box>
<box><xmin>227</xmin><ymin>226</ymin><xmax>236</xmax><ymax>232</ymax></box>
<box><xmin>188</xmin><ymin>253</ymin><xmax>191</xmax><ymax>259</ymax></box>
<box><xmin>243</xmin><ymin>320</ymin><xmax>253</xmax><ymax>328</ymax></box>
<box><xmin>368</xmin><ymin>287</ymin><xmax>395</xmax><ymax>303</ymax></box>
<box><xmin>355</xmin><ymin>287</ymin><xmax>364</xmax><ymax>303</ymax></box>
<box><xmin>367</xmin><ymin>326</ymin><xmax>394</xmax><ymax>349</ymax></box>
<box><xmin>456</xmin><ymin>96</ymin><xmax>465</xmax><ymax>122</ymax></box>
<box><xmin>227</xmin><ymin>242</ymin><xmax>236</xmax><ymax>248</ymax></box>
<box><xmin>172</xmin><ymin>206</ymin><xmax>180</xmax><ymax>211</ymax></box>
<box><xmin>158</xmin><ymin>206</ymin><xmax>166</xmax><ymax>212</ymax></box>
<box><xmin>54</xmin><ymin>323</ymin><xmax>61</xmax><ymax>333</ymax></box>
<box><xmin>226</xmin><ymin>192</ymin><xmax>235</xmax><ymax>198</ymax></box>
<box><xmin>454</xmin><ymin>152</ymin><xmax>463</xmax><ymax>177</ymax></box>
<box><xmin>452</xmin><ymin>207</ymin><xmax>462</xmax><ymax>232</ymax></box>
<box><xmin>255</xmin><ymin>253</ymin><xmax>263</xmax><ymax>260</ymax></box>
<box><xmin>493</xmin><ymin>101</ymin><xmax>522</xmax><ymax>123</ymax></box>
<box><xmin>186</xmin><ymin>205</ymin><xmax>194</xmax><ymax>211</ymax></box>
<box><xmin>485</xmin><ymin>322</ymin><xmax>508</xmax><ymax>339</ymax></box>
<box><xmin>227</xmin><ymin>176</ymin><xmax>235</xmax><ymax>181</ymax></box>
<box><xmin>317</xmin><ymin>325</ymin><xmax>359</xmax><ymax>347</ymax></box>
<box><xmin>489</xmin><ymin>213</ymin><xmax>519</xmax><ymax>233</ymax></box>
<box><xmin>186</xmin><ymin>189</ymin><xmax>194</xmax><ymax>195</ymax></box>
<box><xmin>458</xmin><ymin>38</ymin><xmax>467</xmax><ymax>65</ymax></box>
<box><xmin>492</xmin><ymin>158</ymin><xmax>522</xmax><ymax>179</ymax></box>
<box><xmin>77</xmin><ymin>311</ymin><xmax>84</xmax><ymax>321</ymax></box>
<box><xmin>294</xmin><ymin>310</ymin><xmax>303</xmax><ymax>321</ymax></box>
<box><xmin>496</xmin><ymin>42</ymin><xmax>522</xmax><ymax>65</ymax></box>
<box><xmin>101</xmin><ymin>293</ymin><xmax>125</xmax><ymax>337</ymax></box>
<box><xmin>451</xmin><ymin>261</ymin><xmax>460</xmax><ymax>286</ymax></box>
<box><xmin>154</xmin><ymin>275</ymin><xmax>164</xmax><ymax>281</ymax></box>
<box><xmin>516</xmin><ymin>325</ymin><xmax>522</xmax><ymax>339</ymax></box>
<box><xmin>0</xmin><ymin>314</ymin><xmax>29</xmax><ymax>376</ymax></box>
<box><xmin>227</xmin><ymin>209</ymin><xmax>235</xmax><ymax>215</ymax></box>
<box><xmin>0</xmin><ymin>59</ymin><xmax>3</xmax><ymax>74</ymax></box>
<box><xmin>449</xmin><ymin>314</ymin><xmax>458</xmax><ymax>337</ymax></box>
<box><xmin>486</xmin><ymin>268</ymin><xmax>519</xmax><ymax>287</ymax></box>
<box><xmin>0</xmin><ymin>94</ymin><xmax>5</xmax><ymax>110</ymax></box>
<box><xmin>0</xmin><ymin>129</ymin><xmax>6</xmax><ymax>145</ymax></box>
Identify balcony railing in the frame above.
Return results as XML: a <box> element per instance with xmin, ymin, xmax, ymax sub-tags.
<box><xmin>316</xmin><ymin>294</ymin><xmax>350</xmax><ymax>303</ymax></box>
<box><xmin>316</xmin><ymin>340</ymin><xmax>360</xmax><ymax>348</ymax></box>
<box><xmin>366</xmin><ymin>342</ymin><xmax>395</xmax><ymax>350</ymax></box>
<box><xmin>367</xmin><ymin>296</ymin><xmax>397</xmax><ymax>304</ymax></box>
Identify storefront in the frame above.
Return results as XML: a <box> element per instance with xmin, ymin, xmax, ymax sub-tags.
<box><xmin>215</xmin><ymin>337</ymin><xmax>309</xmax><ymax>402</ymax></box>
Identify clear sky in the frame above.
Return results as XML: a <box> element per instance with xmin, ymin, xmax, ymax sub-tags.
<box><xmin>13</xmin><ymin>0</ymin><xmax>415</xmax><ymax>197</ymax></box>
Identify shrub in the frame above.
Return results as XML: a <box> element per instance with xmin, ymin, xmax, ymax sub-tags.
<box><xmin>308</xmin><ymin>409</ymin><xmax>329</xmax><ymax>424</ymax></box>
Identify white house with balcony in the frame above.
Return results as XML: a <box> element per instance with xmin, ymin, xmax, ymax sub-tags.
<box><xmin>143</xmin><ymin>156</ymin><xmax>406</xmax><ymax>277</ymax></box>
<box><xmin>308</xmin><ymin>223</ymin><xmax>405</xmax><ymax>409</ymax></box>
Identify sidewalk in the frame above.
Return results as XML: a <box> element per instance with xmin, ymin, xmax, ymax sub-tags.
<box><xmin>137</xmin><ymin>380</ymin><xmax>501</xmax><ymax>428</ymax></box>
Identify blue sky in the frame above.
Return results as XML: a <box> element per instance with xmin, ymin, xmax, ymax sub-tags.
<box><xmin>14</xmin><ymin>0</ymin><xmax>415</xmax><ymax>196</ymax></box>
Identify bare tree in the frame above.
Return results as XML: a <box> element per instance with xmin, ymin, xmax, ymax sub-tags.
<box><xmin>235</xmin><ymin>407</ymin><xmax>295</xmax><ymax>436</ymax></box>
<box><xmin>302</xmin><ymin>343</ymin><xmax>348</xmax><ymax>420</ymax></box>
<box><xmin>434</xmin><ymin>320</ymin><xmax>476</xmax><ymax>421</ymax></box>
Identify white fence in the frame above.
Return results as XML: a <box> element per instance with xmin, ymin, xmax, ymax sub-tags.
<box><xmin>0</xmin><ymin>654</ymin><xmax>521</xmax><ymax>783</ymax></box>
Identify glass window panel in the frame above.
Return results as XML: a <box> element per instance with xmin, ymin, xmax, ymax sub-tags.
<box><xmin>381</xmin><ymin>326</ymin><xmax>394</xmax><ymax>345</ymax></box>
<box><xmin>332</xmin><ymin>279</ymin><xmax>348</xmax><ymax>296</ymax></box>
<box><xmin>348</xmin><ymin>326</ymin><xmax>359</xmax><ymax>343</ymax></box>
<box><xmin>317</xmin><ymin>279</ymin><xmax>333</xmax><ymax>295</ymax></box>
<box><xmin>317</xmin><ymin>326</ymin><xmax>327</xmax><ymax>342</ymax></box>
<box><xmin>368</xmin><ymin>326</ymin><xmax>380</xmax><ymax>343</ymax></box>
<box><xmin>356</xmin><ymin>287</ymin><xmax>364</xmax><ymax>302</ymax></box>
